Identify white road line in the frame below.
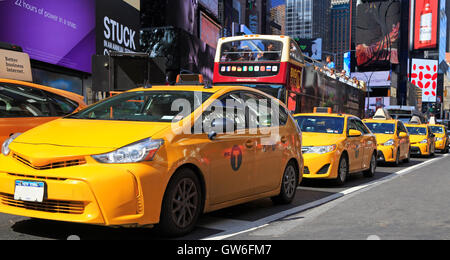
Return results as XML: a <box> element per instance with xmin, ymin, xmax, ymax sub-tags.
<box><xmin>202</xmin><ymin>154</ymin><xmax>449</xmax><ymax>240</ymax></box>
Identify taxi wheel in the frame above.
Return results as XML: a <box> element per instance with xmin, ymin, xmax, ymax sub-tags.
<box><xmin>363</xmin><ymin>153</ymin><xmax>376</xmax><ymax>178</ymax></box>
<box><xmin>334</xmin><ymin>155</ymin><xmax>349</xmax><ymax>186</ymax></box>
<box><xmin>159</xmin><ymin>168</ymin><xmax>203</xmax><ymax>237</ymax></box>
<box><xmin>271</xmin><ymin>162</ymin><xmax>298</xmax><ymax>205</ymax></box>
<box><xmin>394</xmin><ymin>149</ymin><xmax>401</xmax><ymax>166</ymax></box>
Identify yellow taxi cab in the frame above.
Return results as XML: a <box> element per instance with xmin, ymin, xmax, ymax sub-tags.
<box><xmin>0</xmin><ymin>78</ymin><xmax>86</xmax><ymax>144</ymax></box>
<box><xmin>0</xmin><ymin>84</ymin><xmax>303</xmax><ymax>237</ymax></box>
<box><xmin>294</xmin><ymin>109</ymin><xmax>377</xmax><ymax>185</ymax></box>
<box><xmin>428</xmin><ymin>117</ymin><xmax>449</xmax><ymax>154</ymax></box>
<box><xmin>405</xmin><ymin>124</ymin><xmax>436</xmax><ymax>157</ymax></box>
<box><xmin>363</xmin><ymin>109</ymin><xmax>411</xmax><ymax>165</ymax></box>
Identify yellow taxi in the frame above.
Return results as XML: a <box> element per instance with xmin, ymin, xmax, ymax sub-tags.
<box><xmin>294</xmin><ymin>110</ymin><xmax>377</xmax><ymax>185</ymax></box>
<box><xmin>405</xmin><ymin>124</ymin><xmax>436</xmax><ymax>157</ymax></box>
<box><xmin>0</xmin><ymin>85</ymin><xmax>303</xmax><ymax>237</ymax></box>
<box><xmin>429</xmin><ymin>124</ymin><xmax>449</xmax><ymax>154</ymax></box>
<box><xmin>363</xmin><ymin>118</ymin><xmax>410</xmax><ymax>166</ymax></box>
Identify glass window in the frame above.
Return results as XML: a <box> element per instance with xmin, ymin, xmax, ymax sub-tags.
<box><xmin>220</xmin><ymin>39</ymin><xmax>283</xmax><ymax>62</ymax></box>
<box><xmin>406</xmin><ymin>126</ymin><xmax>427</xmax><ymax>135</ymax></box>
<box><xmin>238</xmin><ymin>84</ymin><xmax>286</xmax><ymax>103</ymax></box>
<box><xmin>354</xmin><ymin>119</ymin><xmax>370</xmax><ymax>134</ymax></box>
<box><xmin>430</xmin><ymin>126</ymin><xmax>444</xmax><ymax>134</ymax></box>
<box><xmin>201</xmin><ymin>92</ymin><xmax>246</xmax><ymax>133</ymax></box>
<box><xmin>289</xmin><ymin>40</ymin><xmax>304</xmax><ymax>63</ymax></box>
<box><xmin>365</xmin><ymin>123</ymin><xmax>395</xmax><ymax>134</ymax></box>
<box><xmin>242</xmin><ymin>92</ymin><xmax>273</xmax><ymax>128</ymax></box>
<box><xmin>0</xmin><ymin>83</ymin><xmax>51</xmax><ymax>118</ymax></box>
<box><xmin>45</xmin><ymin>92</ymin><xmax>78</xmax><ymax>116</ymax></box>
<box><xmin>68</xmin><ymin>91</ymin><xmax>213</xmax><ymax>122</ymax></box>
<box><xmin>295</xmin><ymin>116</ymin><xmax>345</xmax><ymax>134</ymax></box>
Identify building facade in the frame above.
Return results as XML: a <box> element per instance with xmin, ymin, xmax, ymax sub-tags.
<box><xmin>330</xmin><ymin>0</ymin><xmax>351</xmax><ymax>71</ymax></box>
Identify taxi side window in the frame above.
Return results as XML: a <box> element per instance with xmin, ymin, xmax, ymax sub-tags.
<box><xmin>347</xmin><ymin>119</ymin><xmax>358</xmax><ymax>134</ymax></box>
<box><xmin>0</xmin><ymin>83</ymin><xmax>52</xmax><ymax>118</ymax></box>
<box><xmin>241</xmin><ymin>92</ymin><xmax>273</xmax><ymax>128</ymax></box>
<box><xmin>45</xmin><ymin>92</ymin><xmax>78</xmax><ymax>116</ymax></box>
<box><xmin>397</xmin><ymin>122</ymin><xmax>407</xmax><ymax>135</ymax></box>
<box><xmin>201</xmin><ymin>92</ymin><xmax>246</xmax><ymax>133</ymax></box>
<box><xmin>354</xmin><ymin>119</ymin><xmax>370</xmax><ymax>134</ymax></box>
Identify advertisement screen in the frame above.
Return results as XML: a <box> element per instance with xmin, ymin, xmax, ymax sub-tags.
<box><xmin>355</xmin><ymin>1</ymin><xmax>401</xmax><ymax>71</ymax></box>
<box><xmin>410</xmin><ymin>58</ymin><xmax>438</xmax><ymax>102</ymax></box>
<box><xmin>414</xmin><ymin>0</ymin><xmax>438</xmax><ymax>50</ymax></box>
<box><xmin>0</xmin><ymin>0</ymin><xmax>96</xmax><ymax>73</ymax></box>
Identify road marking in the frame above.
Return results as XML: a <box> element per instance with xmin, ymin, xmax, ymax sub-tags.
<box><xmin>202</xmin><ymin>154</ymin><xmax>450</xmax><ymax>240</ymax></box>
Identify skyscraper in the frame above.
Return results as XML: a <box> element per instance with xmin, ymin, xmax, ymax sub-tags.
<box><xmin>330</xmin><ymin>0</ymin><xmax>351</xmax><ymax>71</ymax></box>
<box><xmin>285</xmin><ymin>0</ymin><xmax>330</xmax><ymax>56</ymax></box>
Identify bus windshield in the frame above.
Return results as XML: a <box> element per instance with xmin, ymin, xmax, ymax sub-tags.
<box><xmin>220</xmin><ymin>39</ymin><xmax>283</xmax><ymax>62</ymax></box>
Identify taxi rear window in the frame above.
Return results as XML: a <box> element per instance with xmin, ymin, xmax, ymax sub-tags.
<box><xmin>295</xmin><ymin>116</ymin><xmax>345</xmax><ymax>134</ymax></box>
<box><xmin>67</xmin><ymin>91</ymin><xmax>213</xmax><ymax>122</ymax></box>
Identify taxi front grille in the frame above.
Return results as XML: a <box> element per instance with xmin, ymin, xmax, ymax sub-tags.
<box><xmin>0</xmin><ymin>193</ymin><xmax>85</xmax><ymax>215</ymax></box>
<box><xmin>12</xmin><ymin>154</ymin><xmax>86</xmax><ymax>170</ymax></box>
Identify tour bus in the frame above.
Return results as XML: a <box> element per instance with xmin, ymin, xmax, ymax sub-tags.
<box><xmin>213</xmin><ymin>35</ymin><xmax>366</xmax><ymax>118</ymax></box>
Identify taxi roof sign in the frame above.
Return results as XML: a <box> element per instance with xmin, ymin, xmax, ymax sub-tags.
<box><xmin>314</xmin><ymin>107</ymin><xmax>332</xmax><ymax>113</ymax></box>
<box><xmin>373</xmin><ymin>108</ymin><xmax>392</xmax><ymax>120</ymax></box>
<box><xmin>176</xmin><ymin>74</ymin><xmax>204</xmax><ymax>85</ymax></box>
<box><xmin>429</xmin><ymin>116</ymin><xmax>437</xmax><ymax>125</ymax></box>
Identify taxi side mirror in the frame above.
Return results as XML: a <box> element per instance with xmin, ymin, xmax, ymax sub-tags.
<box><xmin>348</xmin><ymin>129</ymin><xmax>362</xmax><ymax>137</ymax></box>
<box><xmin>399</xmin><ymin>132</ymin><xmax>408</xmax><ymax>138</ymax></box>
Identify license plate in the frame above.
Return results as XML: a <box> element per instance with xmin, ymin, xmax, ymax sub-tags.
<box><xmin>14</xmin><ymin>180</ymin><xmax>45</xmax><ymax>203</ymax></box>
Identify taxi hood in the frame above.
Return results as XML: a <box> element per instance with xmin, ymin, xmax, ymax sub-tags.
<box><xmin>302</xmin><ymin>132</ymin><xmax>346</xmax><ymax>146</ymax></box>
<box><xmin>374</xmin><ymin>134</ymin><xmax>396</xmax><ymax>144</ymax></box>
<box><xmin>12</xmin><ymin>118</ymin><xmax>171</xmax><ymax>150</ymax></box>
<box><xmin>409</xmin><ymin>134</ymin><xmax>428</xmax><ymax>143</ymax></box>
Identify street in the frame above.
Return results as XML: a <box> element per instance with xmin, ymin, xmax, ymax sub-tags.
<box><xmin>0</xmin><ymin>154</ymin><xmax>448</xmax><ymax>240</ymax></box>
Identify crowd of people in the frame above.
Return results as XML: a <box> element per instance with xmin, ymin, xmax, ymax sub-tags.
<box><xmin>313</xmin><ymin>55</ymin><xmax>366</xmax><ymax>91</ymax></box>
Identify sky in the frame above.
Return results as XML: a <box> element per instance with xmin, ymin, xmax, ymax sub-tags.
<box><xmin>271</xmin><ymin>0</ymin><xmax>285</xmax><ymax>8</ymax></box>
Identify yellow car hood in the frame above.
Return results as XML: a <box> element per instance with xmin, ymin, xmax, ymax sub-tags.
<box><xmin>12</xmin><ymin>118</ymin><xmax>171</xmax><ymax>149</ymax></box>
<box><xmin>302</xmin><ymin>132</ymin><xmax>346</xmax><ymax>146</ymax></box>
<box><xmin>374</xmin><ymin>134</ymin><xmax>395</xmax><ymax>144</ymax></box>
<box><xmin>409</xmin><ymin>134</ymin><xmax>427</xmax><ymax>143</ymax></box>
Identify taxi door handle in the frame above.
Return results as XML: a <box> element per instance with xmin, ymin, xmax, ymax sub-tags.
<box><xmin>245</xmin><ymin>140</ymin><xmax>254</xmax><ymax>149</ymax></box>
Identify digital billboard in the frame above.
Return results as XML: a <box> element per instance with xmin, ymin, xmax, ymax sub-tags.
<box><xmin>410</xmin><ymin>58</ymin><xmax>438</xmax><ymax>102</ymax></box>
<box><xmin>0</xmin><ymin>0</ymin><xmax>96</xmax><ymax>73</ymax></box>
<box><xmin>414</xmin><ymin>0</ymin><xmax>438</xmax><ymax>50</ymax></box>
<box><xmin>355</xmin><ymin>0</ymin><xmax>401</xmax><ymax>71</ymax></box>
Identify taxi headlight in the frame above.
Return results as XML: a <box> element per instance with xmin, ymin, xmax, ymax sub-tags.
<box><xmin>303</xmin><ymin>145</ymin><xmax>337</xmax><ymax>154</ymax></box>
<box><xmin>420</xmin><ymin>139</ymin><xmax>428</xmax><ymax>144</ymax></box>
<box><xmin>92</xmin><ymin>138</ymin><xmax>164</xmax><ymax>164</ymax></box>
<box><xmin>1</xmin><ymin>133</ymin><xmax>21</xmax><ymax>156</ymax></box>
<box><xmin>383</xmin><ymin>139</ymin><xmax>395</xmax><ymax>146</ymax></box>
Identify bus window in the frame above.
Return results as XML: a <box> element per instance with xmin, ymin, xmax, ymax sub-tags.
<box><xmin>220</xmin><ymin>39</ymin><xmax>283</xmax><ymax>62</ymax></box>
<box><xmin>289</xmin><ymin>40</ymin><xmax>304</xmax><ymax>63</ymax></box>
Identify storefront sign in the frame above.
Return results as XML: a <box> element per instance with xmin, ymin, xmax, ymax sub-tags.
<box><xmin>0</xmin><ymin>49</ymin><xmax>32</xmax><ymax>82</ymax></box>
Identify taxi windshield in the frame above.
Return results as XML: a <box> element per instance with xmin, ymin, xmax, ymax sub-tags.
<box><xmin>67</xmin><ymin>91</ymin><xmax>213</xmax><ymax>122</ymax></box>
<box><xmin>220</xmin><ymin>39</ymin><xmax>283</xmax><ymax>62</ymax></box>
<box><xmin>430</xmin><ymin>126</ymin><xmax>444</xmax><ymax>134</ymax></box>
<box><xmin>365</xmin><ymin>123</ymin><xmax>395</xmax><ymax>134</ymax></box>
<box><xmin>295</xmin><ymin>116</ymin><xmax>345</xmax><ymax>134</ymax></box>
<box><xmin>406</xmin><ymin>126</ymin><xmax>427</xmax><ymax>135</ymax></box>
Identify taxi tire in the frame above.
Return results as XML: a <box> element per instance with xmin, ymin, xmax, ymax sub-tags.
<box><xmin>394</xmin><ymin>149</ymin><xmax>401</xmax><ymax>166</ymax></box>
<box><xmin>159</xmin><ymin>168</ymin><xmax>203</xmax><ymax>237</ymax></box>
<box><xmin>403</xmin><ymin>148</ymin><xmax>411</xmax><ymax>163</ymax></box>
<box><xmin>334</xmin><ymin>155</ymin><xmax>349</xmax><ymax>186</ymax></box>
<box><xmin>271</xmin><ymin>162</ymin><xmax>298</xmax><ymax>205</ymax></box>
<box><xmin>363</xmin><ymin>152</ymin><xmax>376</xmax><ymax>178</ymax></box>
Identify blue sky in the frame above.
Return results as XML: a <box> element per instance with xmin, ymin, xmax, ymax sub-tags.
<box><xmin>271</xmin><ymin>0</ymin><xmax>285</xmax><ymax>7</ymax></box>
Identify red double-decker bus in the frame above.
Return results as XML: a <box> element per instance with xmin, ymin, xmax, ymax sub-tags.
<box><xmin>213</xmin><ymin>35</ymin><xmax>366</xmax><ymax>118</ymax></box>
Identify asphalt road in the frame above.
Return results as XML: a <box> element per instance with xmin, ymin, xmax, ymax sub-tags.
<box><xmin>0</xmin><ymin>154</ymin><xmax>447</xmax><ymax>240</ymax></box>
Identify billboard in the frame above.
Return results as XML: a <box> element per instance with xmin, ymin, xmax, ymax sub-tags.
<box><xmin>0</xmin><ymin>0</ymin><xmax>96</xmax><ymax>73</ymax></box>
<box><xmin>410</xmin><ymin>58</ymin><xmax>438</xmax><ymax>102</ymax></box>
<box><xmin>96</xmin><ymin>0</ymin><xmax>140</xmax><ymax>56</ymax></box>
<box><xmin>355</xmin><ymin>1</ymin><xmax>401</xmax><ymax>71</ymax></box>
<box><xmin>294</xmin><ymin>38</ymin><xmax>322</xmax><ymax>61</ymax></box>
<box><xmin>414</xmin><ymin>0</ymin><xmax>438</xmax><ymax>50</ymax></box>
